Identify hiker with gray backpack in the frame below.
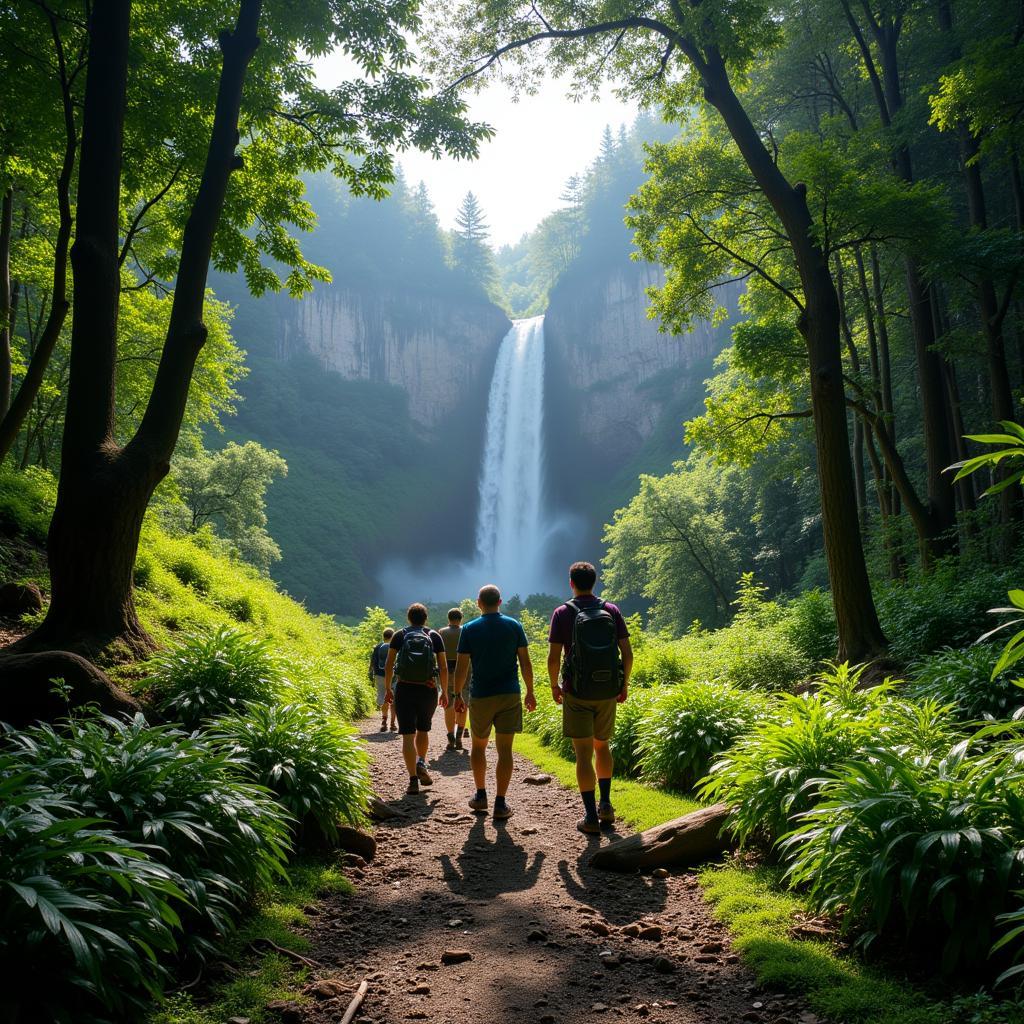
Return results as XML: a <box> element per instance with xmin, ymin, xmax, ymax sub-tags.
<box><xmin>384</xmin><ymin>603</ymin><xmax>449</xmax><ymax>794</ymax></box>
<box><xmin>547</xmin><ymin>561</ymin><xmax>633</xmax><ymax>835</ymax></box>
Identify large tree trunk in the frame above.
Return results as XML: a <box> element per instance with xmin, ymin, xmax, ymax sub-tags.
<box><xmin>25</xmin><ymin>0</ymin><xmax>263</xmax><ymax>658</ymax></box>
<box><xmin>702</xmin><ymin>49</ymin><xmax>887</xmax><ymax>662</ymax></box>
<box><xmin>0</xmin><ymin>189</ymin><xmax>12</xmax><ymax>422</ymax></box>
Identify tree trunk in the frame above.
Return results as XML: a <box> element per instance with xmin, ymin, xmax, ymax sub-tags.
<box><xmin>0</xmin><ymin>189</ymin><xmax>12</xmax><ymax>422</ymax></box>
<box><xmin>26</xmin><ymin>0</ymin><xmax>264</xmax><ymax>658</ymax></box>
<box><xmin>702</xmin><ymin>49</ymin><xmax>887</xmax><ymax>661</ymax></box>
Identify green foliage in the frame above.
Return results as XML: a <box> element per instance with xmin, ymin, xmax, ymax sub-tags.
<box><xmin>211</xmin><ymin>703</ymin><xmax>371</xmax><ymax>843</ymax></box>
<box><xmin>147</xmin><ymin>625</ymin><xmax>287</xmax><ymax>730</ymax></box>
<box><xmin>703</xmin><ymin>665</ymin><xmax>957</xmax><ymax>852</ymax></box>
<box><xmin>874</xmin><ymin>560</ymin><xmax>1020</xmax><ymax>663</ymax></box>
<box><xmin>608</xmin><ymin>687</ymin><xmax>658</xmax><ymax>777</ymax></box>
<box><xmin>3</xmin><ymin>714</ymin><xmax>291</xmax><ymax>964</ymax></box>
<box><xmin>783</xmin><ymin>742</ymin><xmax>1024</xmax><ymax>973</ymax></box>
<box><xmin>911</xmin><ymin>645</ymin><xmax>1024</xmax><ymax>722</ymax></box>
<box><xmin>637</xmin><ymin>682</ymin><xmax>767</xmax><ymax>790</ymax></box>
<box><xmin>781</xmin><ymin>590</ymin><xmax>838</xmax><ymax>667</ymax></box>
<box><xmin>523</xmin><ymin>687</ymin><xmax>576</xmax><ymax>761</ymax></box>
<box><xmin>0</xmin><ymin>466</ymin><xmax>56</xmax><ymax>547</ymax></box>
<box><xmin>170</xmin><ymin>441</ymin><xmax>288</xmax><ymax>572</ymax></box>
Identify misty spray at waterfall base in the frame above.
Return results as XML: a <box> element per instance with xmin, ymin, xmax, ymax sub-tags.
<box><xmin>378</xmin><ymin>316</ymin><xmax>579</xmax><ymax>606</ymax></box>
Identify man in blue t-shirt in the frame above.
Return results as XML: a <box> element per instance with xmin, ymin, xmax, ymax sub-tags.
<box><xmin>453</xmin><ymin>584</ymin><xmax>536</xmax><ymax>820</ymax></box>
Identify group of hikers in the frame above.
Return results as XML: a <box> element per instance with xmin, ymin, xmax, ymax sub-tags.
<box><xmin>368</xmin><ymin>562</ymin><xmax>633</xmax><ymax>835</ymax></box>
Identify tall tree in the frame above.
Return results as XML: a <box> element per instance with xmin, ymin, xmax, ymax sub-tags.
<box><xmin>17</xmin><ymin>0</ymin><xmax>485</xmax><ymax>658</ymax></box>
<box><xmin>451</xmin><ymin>190</ymin><xmax>495</xmax><ymax>289</ymax></box>
<box><xmin>430</xmin><ymin>0</ymin><xmax>888</xmax><ymax>660</ymax></box>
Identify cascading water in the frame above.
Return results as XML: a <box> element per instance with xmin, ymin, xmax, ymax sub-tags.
<box><xmin>378</xmin><ymin>312</ymin><xmax>572</xmax><ymax>602</ymax></box>
<box><xmin>473</xmin><ymin>315</ymin><xmax>547</xmax><ymax>596</ymax></box>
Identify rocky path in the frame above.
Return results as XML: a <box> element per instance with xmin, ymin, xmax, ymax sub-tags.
<box><xmin>300</xmin><ymin>720</ymin><xmax>815</xmax><ymax>1024</ymax></box>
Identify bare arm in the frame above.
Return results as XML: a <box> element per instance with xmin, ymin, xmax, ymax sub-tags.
<box><xmin>384</xmin><ymin>648</ymin><xmax>397</xmax><ymax>701</ymax></box>
<box><xmin>436</xmin><ymin>642</ymin><xmax>449</xmax><ymax>708</ymax></box>
<box><xmin>547</xmin><ymin>642</ymin><xmax>563</xmax><ymax>704</ymax></box>
<box><xmin>618</xmin><ymin>637</ymin><xmax>633</xmax><ymax>702</ymax></box>
<box><xmin>517</xmin><ymin>646</ymin><xmax>536</xmax><ymax>711</ymax></box>
<box><xmin>454</xmin><ymin>652</ymin><xmax>471</xmax><ymax>698</ymax></box>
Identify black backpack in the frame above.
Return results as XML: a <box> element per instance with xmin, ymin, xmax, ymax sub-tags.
<box><xmin>566</xmin><ymin>599</ymin><xmax>622</xmax><ymax>700</ymax></box>
<box><xmin>395</xmin><ymin>627</ymin><xmax>436</xmax><ymax>683</ymax></box>
<box><xmin>372</xmin><ymin>642</ymin><xmax>389</xmax><ymax>676</ymax></box>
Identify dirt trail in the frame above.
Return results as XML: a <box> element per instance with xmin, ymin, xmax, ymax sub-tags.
<box><xmin>302</xmin><ymin>719</ymin><xmax>814</xmax><ymax>1024</ymax></box>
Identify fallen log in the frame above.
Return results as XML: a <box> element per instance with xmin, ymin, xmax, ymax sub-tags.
<box><xmin>589</xmin><ymin>803</ymin><xmax>733</xmax><ymax>872</ymax></box>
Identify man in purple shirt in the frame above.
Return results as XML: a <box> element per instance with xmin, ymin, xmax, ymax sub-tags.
<box><xmin>547</xmin><ymin>561</ymin><xmax>633</xmax><ymax>835</ymax></box>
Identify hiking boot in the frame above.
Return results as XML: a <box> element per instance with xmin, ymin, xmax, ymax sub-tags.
<box><xmin>407</xmin><ymin>777</ymin><xmax>420</xmax><ymax>795</ymax></box>
<box><xmin>379</xmin><ymin>721</ymin><xmax>388</xmax><ymax>732</ymax></box>
<box><xmin>455</xmin><ymin>731</ymin><xmax>466</xmax><ymax>751</ymax></box>
<box><xmin>598</xmin><ymin>800</ymin><xmax>616</xmax><ymax>825</ymax></box>
<box><xmin>468</xmin><ymin>794</ymin><xmax>488</xmax><ymax>812</ymax></box>
<box><xmin>577</xmin><ymin>816</ymin><xmax>601</xmax><ymax>835</ymax></box>
<box><xmin>415</xmin><ymin>762</ymin><xmax>433</xmax><ymax>786</ymax></box>
<box><xmin>492</xmin><ymin>802</ymin><xmax>513</xmax><ymax>821</ymax></box>
<box><xmin>390</xmin><ymin>723</ymin><xmax>398</xmax><ymax>732</ymax></box>
<box><xmin>446</xmin><ymin>734</ymin><xmax>457</xmax><ymax>751</ymax></box>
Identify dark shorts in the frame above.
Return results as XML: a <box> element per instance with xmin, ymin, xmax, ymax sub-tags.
<box><xmin>394</xmin><ymin>682</ymin><xmax>438</xmax><ymax>735</ymax></box>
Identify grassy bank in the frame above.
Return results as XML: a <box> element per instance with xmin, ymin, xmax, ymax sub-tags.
<box><xmin>515</xmin><ymin>735</ymin><xmax>1015</xmax><ymax>1024</ymax></box>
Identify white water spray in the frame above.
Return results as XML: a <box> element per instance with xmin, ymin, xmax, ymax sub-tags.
<box><xmin>472</xmin><ymin>315</ymin><xmax>547</xmax><ymax>595</ymax></box>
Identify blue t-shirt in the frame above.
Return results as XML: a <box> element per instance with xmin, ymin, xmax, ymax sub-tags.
<box><xmin>457</xmin><ymin>613</ymin><xmax>529</xmax><ymax>698</ymax></box>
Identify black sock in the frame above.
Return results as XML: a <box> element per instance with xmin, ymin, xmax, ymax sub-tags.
<box><xmin>447</xmin><ymin>731</ymin><xmax>455</xmax><ymax>742</ymax></box>
<box><xmin>417</xmin><ymin>756</ymin><xmax>425</xmax><ymax>765</ymax></box>
<box><xmin>409</xmin><ymin>775</ymin><xmax>418</xmax><ymax>785</ymax></box>
<box><xmin>475</xmin><ymin>788</ymin><xmax>487</xmax><ymax>802</ymax></box>
<box><xmin>598</xmin><ymin>777</ymin><xmax>611</xmax><ymax>803</ymax></box>
<box><xmin>581</xmin><ymin>789</ymin><xmax>598</xmax><ymax>820</ymax></box>
<box><xmin>455</xmin><ymin>726</ymin><xmax>463</xmax><ymax>740</ymax></box>
<box><xmin>494</xmin><ymin>795</ymin><xmax>507</xmax><ymax>808</ymax></box>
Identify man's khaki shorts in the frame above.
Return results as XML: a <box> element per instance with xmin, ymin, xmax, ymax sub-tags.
<box><xmin>562</xmin><ymin>692</ymin><xmax>617</xmax><ymax>741</ymax></box>
<box><xmin>469</xmin><ymin>693</ymin><xmax>523</xmax><ymax>737</ymax></box>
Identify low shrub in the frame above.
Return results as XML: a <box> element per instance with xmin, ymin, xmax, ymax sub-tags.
<box><xmin>609</xmin><ymin>687</ymin><xmax>659</xmax><ymax>777</ymax></box>
<box><xmin>638</xmin><ymin>682</ymin><xmax>767</xmax><ymax>790</ymax></box>
<box><xmin>910</xmin><ymin>645</ymin><xmax>1024</xmax><ymax>722</ymax></box>
<box><xmin>0</xmin><ymin>758</ymin><xmax>185</xmax><ymax>1022</ymax></box>
<box><xmin>523</xmin><ymin>687</ymin><xmax>576</xmax><ymax>759</ymax></box>
<box><xmin>702</xmin><ymin>665</ymin><xmax>958</xmax><ymax>853</ymax></box>
<box><xmin>782</xmin><ymin>741</ymin><xmax>1024</xmax><ymax>974</ymax></box>
<box><xmin>147</xmin><ymin>625</ymin><xmax>286</xmax><ymax>729</ymax></box>
<box><xmin>4</xmin><ymin>714</ymin><xmax>292</xmax><ymax>962</ymax></box>
<box><xmin>782</xmin><ymin>588</ymin><xmax>838</xmax><ymax>665</ymax></box>
<box><xmin>629</xmin><ymin>637</ymin><xmax>689</xmax><ymax>688</ymax></box>
<box><xmin>211</xmin><ymin>703</ymin><xmax>371</xmax><ymax>843</ymax></box>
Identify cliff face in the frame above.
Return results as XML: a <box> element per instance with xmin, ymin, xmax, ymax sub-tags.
<box><xmin>282</xmin><ymin>287</ymin><xmax>511</xmax><ymax>429</ymax></box>
<box><xmin>544</xmin><ymin>263</ymin><xmax>737</xmax><ymax>460</ymax></box>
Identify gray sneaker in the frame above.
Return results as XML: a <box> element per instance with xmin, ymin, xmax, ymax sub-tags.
<box><xmin>577</xmin><ymin>817</ymin><xmax>601</xmax><ymax>835</ymax></box>
<box><xmin>493</xmin><ymin>802</ymin><xmax>513</xmax><ymax>820</ymax></box>
<box><xmin>468</xmin><ymin>794</ymin><xmax>488</xmax><ymax>812</ymax></box>
<box><xmin>598</xmin><ymin>800</ymin><xmax>615</xmax><ymax>825</ymax></box>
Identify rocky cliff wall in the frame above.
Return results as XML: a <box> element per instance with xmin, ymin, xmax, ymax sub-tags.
<box><xmin>544</xmin><ymin>263</ymin><xmax>738</xmax><ymax>460</ymax></box>
<box><xmin>282</xmin><ymin>287</ymin><xmax>511</xmax><ymax>429</ymax></box>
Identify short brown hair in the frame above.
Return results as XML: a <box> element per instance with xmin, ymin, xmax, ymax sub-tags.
<box><xmin>382</xmin><ymin>628</ymin><xmax>394</xmax><ymax>640</ymax></box>
<box><xmin>407</xmin><ymin>603</ymin><xmax>428</xmax><ymax>626</ymax></box>
<box><xmin>478</xmin><ymin>584</ymin><xmax>501</xmax><ymax>609</ymax></box>
<box><xmin>448</xmin><ymin>608</ymin><xmax>463</xmax><ymax>623</ymax></box>
<box><xmin>569</xmin><ymin>561</ymin><xmax>597</xmax><ymax>591</ymax></box>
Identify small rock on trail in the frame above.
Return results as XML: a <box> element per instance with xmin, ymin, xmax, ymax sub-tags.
<box><xmin>296</xmin><ymin>719</ymin><xmax>817</xmax><ymax>1023</ymax></box>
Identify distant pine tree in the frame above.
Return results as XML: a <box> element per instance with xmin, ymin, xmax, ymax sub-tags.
<box><xmin>451</xmin><ymin>190</ymin><xmax>495</xmax><ymax>291</ymax></box>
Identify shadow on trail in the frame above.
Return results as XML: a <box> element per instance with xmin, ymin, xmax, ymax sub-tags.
<box><xmin>439</xmin><ymin>814</ymin><xmax>544</xmax><ymax>899</ymax></box>
<box><xmin>557</xmin><ymin>843</ymin><xmax>669</xmax><ymax>923</ymax></box>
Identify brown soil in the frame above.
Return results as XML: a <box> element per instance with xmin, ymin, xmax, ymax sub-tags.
<box><xmin>301</xmin><ymin>719</ymin><xmax>818</xmax><ymax>1024</ymax></box>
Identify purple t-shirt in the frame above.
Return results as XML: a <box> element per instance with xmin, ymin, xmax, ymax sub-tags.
<box><xmin>548</xmin><ymin>595</ymin><xmax>629</xmax><ymax>692</ymax></box>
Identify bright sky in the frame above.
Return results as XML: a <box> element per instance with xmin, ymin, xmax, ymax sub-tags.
<box><xmin>313</xmin><ymin>51</ymin><xmax>637</xmax><ymax>247</ymax></box>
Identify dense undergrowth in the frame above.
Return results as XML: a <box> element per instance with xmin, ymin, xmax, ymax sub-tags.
<box><xmin>0</xmin><ymin>468</ymin><xmax>375</xmax><ymax>1023</ymax></box>
<box><xmin>523</xmin><ymin>565</ymin><xmax>1024</xmax><ymax>1008</ymax></box>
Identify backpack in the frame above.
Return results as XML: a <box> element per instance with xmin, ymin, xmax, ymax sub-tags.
<box><xmin>395</xmin><ymin>627</ymin><xmax>437</xmax><ymax>683</ymax></box>
<box><xmin>372</xmin><ymin>642</ymin><xmax>389</xmax><ymax>676</ymax></box>
<box><xmin>566</xmin><ymin>599</ymin><xmax>622</xmax><ymax>700</ymax></box>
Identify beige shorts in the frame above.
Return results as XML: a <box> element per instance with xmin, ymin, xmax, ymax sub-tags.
<box><xmin>562</xmin><ymin>692</ymin><xmax>617</xmax><ymax>741</ymax></box>
<box><xmin>469</xmin><ymin>693</ymin><xmax>523</xmax><ymax>737</ymax></box>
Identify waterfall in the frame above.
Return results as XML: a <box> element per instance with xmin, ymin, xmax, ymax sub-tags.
<box><xmin>473</xmin><ymin>315</ymin><xmax>547</xmax><ymax>597</ymax></box>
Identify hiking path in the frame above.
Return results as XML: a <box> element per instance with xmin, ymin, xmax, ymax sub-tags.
<box><xmin>300</xmin><ymin>718</ymin><xmax>817</xmax><ymax>1024</ymax></box>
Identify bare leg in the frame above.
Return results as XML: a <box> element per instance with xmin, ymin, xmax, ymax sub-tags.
<box><xmin>378</xmin><ymin>703</ymin><xmax>387</xmax><ymax>725</ymax></box>
<box><xmin>594</xmin><ymin>738</ymin><xmax>613</xmax><ymax>782</ymax></box>
<box><xmin>401</xmin><ymin>734</ymin><xmax>418</xmax><ymax>776</ymax></box>
<box><xmin>415</xmin><ymin>730</ymin><xmax>430</xmax><ymax>761</ymax></box>
<box><xmin>494</xmin><ymin>733</ymin><xmax>514</xmax><ymax>797</ymax></box>
<box><xmin>470</xmin><ymin>734</ymin><xmax>489</xmax><ymax>790</ymax></box>
<box><xmin>444</xmin><ymin>702</ymin><xmax>456</xmax><ymax>734</ymax></box>
<box><xmin>456</xmin><ymin>705</ymin><xmax>468</xmax><ymax>730</ymax></box>
<box><xmin>572</xmin><ymin>737</ymin><xmax>596</xmax><ymax>793</ymax></box>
